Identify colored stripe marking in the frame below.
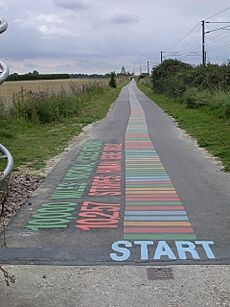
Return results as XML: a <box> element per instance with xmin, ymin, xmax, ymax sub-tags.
<box><xmin>123</xmin><ymin>84</ymin><xmax>196</xmax><ymax>241</ymax></box>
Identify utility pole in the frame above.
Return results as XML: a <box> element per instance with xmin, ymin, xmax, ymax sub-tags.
<box><xmin>202</xmin><ymin>21</ymin><xmax>230</xmax><ymax>65</ymax></box>
<box><xmin>202</xmin><ymin>20</ymin><xmax>206</xmax><ymax>66</ymax></box>
<box><xmin>160</xmin><ymin>51</ymin><xmax>163</xmax><ymax>64</ymax></box>
<box><xmin>140</xmin><ymin>66</ymin><xmax>142</xmax><ymax>75</ymax></box>
<box><xmin>147</xmin><ymin>61</ymin><xmax>150</xmax><ymax>75</ymax></box>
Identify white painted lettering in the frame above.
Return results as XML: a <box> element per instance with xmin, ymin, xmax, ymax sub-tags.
<box><xmin>175</xmin><ymin>241</ymin><xmax>200</xmax><ymax>260</ymax></box>
<box><xmin>154</xmin><ymin>241</ymin><xmax>176</xmax><ymax>260</ymax></box>
<box><xmin>134</xmin><ymin>241</ymin><xmax>154</xmax><ymax>260</ymax></box>
<box><xmin>110</xmin><ymin>240</ymin><xmax>132</xmax><ymax>262</ymax></box>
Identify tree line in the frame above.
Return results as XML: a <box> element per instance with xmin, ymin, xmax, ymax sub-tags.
<box><xmin>7</xmin><ymin>71</ymin><xmax>110</xmax><ymax>81</ymax></box>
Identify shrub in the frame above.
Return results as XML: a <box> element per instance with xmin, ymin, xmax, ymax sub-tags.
<box><xmin>209</xmin><ymin>92</ymin><xmax>230</xmax><ymax>118</ymax></box>
<box><xmin>183</xmin><ymin>88</ymin><xmax>211</xmax><ymax>109</ymax></box>
<box><xmin>109</xmin><ymin>72</ymin><xmax>117</xmax><ymax>88</ymax></box>
<box><xmin>150</xmin><ymin>59</ymin><xmax>230</xmax><ymax>117</ymax></box>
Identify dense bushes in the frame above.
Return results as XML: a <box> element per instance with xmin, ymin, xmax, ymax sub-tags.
<box><xmin>151</xmin><ymin>59</ymin><xmax>230</xmax><ymax>118</ymax></box>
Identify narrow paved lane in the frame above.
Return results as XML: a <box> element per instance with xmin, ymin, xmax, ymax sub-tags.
<box><xmin>124</xmin><ymin>85</ymin><xmax>196</xmax><ymax>242</ymax></box>
<box><xmin>1</xmin><ymin>80</ymin><xmax>230</xmax><ymax>265</ymax></box>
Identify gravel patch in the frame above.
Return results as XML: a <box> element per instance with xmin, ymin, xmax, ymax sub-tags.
<box><xmin>0</xmin><ymin>174</ymin><xmax>44</xmax><ymax>229</ymax></box>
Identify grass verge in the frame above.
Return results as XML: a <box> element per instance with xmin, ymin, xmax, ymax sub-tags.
<box><xmin>0</xmin><ymin>84</ymin><xmax>125</xmax><ymax>172</ymax></box>
<box><xmin>138</xmin><ymin>82</ymin><xmax>230</xmax><ymax>171</ymax></box>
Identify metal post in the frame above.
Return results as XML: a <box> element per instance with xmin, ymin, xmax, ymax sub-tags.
<box><xmin>0</xmin><ymin>19</ymin><xmax>13</xmax><ymax>197</ymax></box>
<box><xmin>0</xmin><ymin>18</ymin><xmax>9</xmax><ymax>84</ymax></box>
<box><xmin>147</xmin><ymin>61</ymin><xmax>150</xmax><ymax>75</ymax></box>
<box><xmin>202</xmin><ymin>20</ymin><xmax>206</xmax><ymax>66</ymax></box>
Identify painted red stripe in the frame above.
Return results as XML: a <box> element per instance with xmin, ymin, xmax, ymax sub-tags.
<box><xmin>124</xmin><ymin>227</ymin><xmax>194</xmax><ymax>233</ymax></box>
<box><xmin>125</xmin><ymin>206</ymin><xmax>184</xmax><ymax>210</ymax></box>
<box><xmin>127</xmin><ymin>199</ymin><xmax>181</xmax><ymax>202</ymax></box>
<box><xmin>126</xmin><ymin>194</ymin><xmax>179</xmax><ymax>196</ymax></box>
<box><xmin>126</xmin><ymin>192</ymin><xmax>178</xmax><ymax>194</ymax></box>
<box><xmin>126</xmin><ymin>147</ymin><xmax>154</xmax><ymax>150</ymax></box>
<box><xmin>126</xmin><ymin>141</ymin><xmax>152</xmax><ymax>143</ymax></box>
<box><xmin>127</xmin><ymin>195</ymin><xmax>179</xmax><ymax>197</ymax></box>
<box><xmin>126</xmin><ymin>196</ymin><xmax>180</xmax><ymax>200</ymax></box>
<box><xmin>126</xmin><ymin>142</ymin><xmax>153</xmax><ymax>145</ymax></box>
<box><xmin>126</xmin><ymin>134</ymin><xmax>149</xmax><ymax>137</ymax></box>
<box><xmin>127</xmin><ymin>201</ymin><xmax>181</xmax><ymax>203</ymax></box>
<box><xmin>126</xmin><ymin>141</ymin><xmax>153</xmax><ymax>147</ymax></box>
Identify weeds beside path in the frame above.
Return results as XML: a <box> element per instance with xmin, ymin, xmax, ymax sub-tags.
<box><xmin>0</xmin><ymin>83</ymin><xmax>126</xmax><ymax>172</ymax></box>
<box><xmin>138</xmin><ymin>83</ymin><xmax>230</xmax><ymax>172</ymax></box>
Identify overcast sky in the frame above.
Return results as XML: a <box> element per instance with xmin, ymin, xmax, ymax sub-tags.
<box><xmin>0</xmin><ymin>0</ymin><xmax>230</xmax><ymax>74</ymax></box>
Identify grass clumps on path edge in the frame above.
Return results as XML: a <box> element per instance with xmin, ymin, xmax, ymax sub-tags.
<box><xmin>0</xmin><ymin>84</ymin><xmax>125</xmax><ymax>172</ymax></box>
<box><xmin>138</xmin><ymin>82</ymin><xmax>230</xmax><ymax>172</ymax></box>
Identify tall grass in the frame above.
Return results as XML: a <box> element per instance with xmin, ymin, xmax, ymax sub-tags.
<box><xmin>0</xmin><ymin>78</ymin><xmax>108</xmax><ymax>110</ymax></box>
<box><xmin>10</xmin><ymin>87</ymin><xmax>106</xmax><ymax>124</ymax></box>
<box><xmin>138</xmin><ymin>82</ymin><xmax>230</xmax><ymax>171</ymax></box>
<box><xmin>182</xmin><ymin>88</ymin><xmax>230</xmax><ymax>119</ymax></box>
<box><xmin>0</xmin><ymin>78</ymin><xmax>127</xmax><ymax>170</ymax></box>
<box><xmin>0</xmin><ymin>79</ymin><xmax>111</xmax><ymax>123</ymax></box>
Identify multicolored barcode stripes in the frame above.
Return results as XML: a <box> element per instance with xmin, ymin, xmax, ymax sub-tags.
<box><xmin>123</xmin><ymin>85</ymin><xmax>196</xmax><ymax>241</ymax></box>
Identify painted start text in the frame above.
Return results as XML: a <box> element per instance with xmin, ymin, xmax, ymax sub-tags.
<box><xmin>110</xmin><ymin>240</ymin><xmax>215</xmax><ymax>261</ymax></box>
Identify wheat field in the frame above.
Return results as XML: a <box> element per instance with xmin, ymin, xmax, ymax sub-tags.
<box><xmin>0</xmin><ymin>78</ymin><xmax>108</xmax><ymax>108</ymax></box>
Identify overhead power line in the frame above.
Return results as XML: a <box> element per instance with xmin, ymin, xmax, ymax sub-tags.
<box><xmin>164</xmin><ymin>22</ymin><xmax>200</xmax><ymax>51</ymax></box>
<box><xmin>206</xmin><ymin>6</ymin><xmax>230</xmax><ymax>20</ymax></box>
<box><xmin>206</xmin><ymin>21</ymin><xmax>230</xmax><ymax>23</ymax></box>
<box><xmin>206</xmin><ymin>31</ymin><xmax>230</xmax><ymax>45</ymax></box>
<box><xmin>207</xmin><ymin>42</ymin><xmax>230</xmax><ymax>52</ymax></box>
<box><xmin>206</xmin><ymin>25</ymin><xmax>230</xmax><ymax>34</ymax></box>
<box><xmin>162</xmin><ymin>6</ymin><xmax>230</xmax><ymax>66</ymax></box>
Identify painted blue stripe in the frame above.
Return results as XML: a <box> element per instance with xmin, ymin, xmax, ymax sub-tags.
<box><xmin>126</xmin><ymin>150</ymin><xmax>156</xmax><ymax>152</ymax></box>
<box><xmin>126</xmin><ymin>154</ymin><xmax>157</xmax><ymax>155</ymax></box>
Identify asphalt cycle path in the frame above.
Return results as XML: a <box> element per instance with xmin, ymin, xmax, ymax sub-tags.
<box><xmin>1</xmin><ymin>80</ymin><xmax>230</xmax><ymax>265</ymax></box>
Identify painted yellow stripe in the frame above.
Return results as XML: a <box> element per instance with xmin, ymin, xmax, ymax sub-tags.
<box><xmin>126</xmin><ymin>191</ymin><xmax>177</xmax><ymax>195</ymax></box>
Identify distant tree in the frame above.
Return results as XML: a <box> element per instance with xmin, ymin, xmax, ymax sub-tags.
<box><xmin>7</xmin><ymin>73</ymin><xmax>19</xmax><ymax>81</ymax></box>
<box><xmin>32</xmin><ymin>70</ymin><xmax>39</xmax><ymax>76</ymax></box>
<box><xmin>109</xmin><ymin>72</ymin><xmax>117</xmax><ymax>88</ymax></box>
<box><xmin>120</xmin><ymin>66</ymin><xmax>126</xmax><ymax>75</ymax></box>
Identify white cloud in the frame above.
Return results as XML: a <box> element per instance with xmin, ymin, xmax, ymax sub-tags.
<box><xmin>2</xmin><ymin>0</ymin><xmax>230</xmax><ymax>74</ymax></box>
<box><xmin>109</xmin><ymin>11</ymin><xmax>139</xmax><ymax>25</ymax></box>
<box><xmin>15</xmin><ymin>12</ymin><xmax>63</xmax><ymax>27</ymax></box>
<box><xmin>53</xmin><ymin>0</ymin><xmax>90</xmax><ymax>10</ymax></box>
<box><xmin>38</xmin><ymin>24</ymin><xmax>74</xmax><ymax>38</ymax></box>
<box><xmin>14</xmin><ymin>12</ymin><xmax>75</xmax><ymax>39</ymax></box>
<box><xmin>0</xmin><ymin>1</ymin><xmax>7</xmax><ymax>11</ymax></box>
